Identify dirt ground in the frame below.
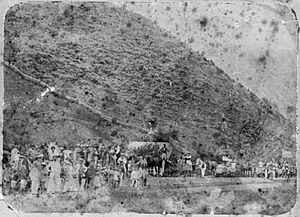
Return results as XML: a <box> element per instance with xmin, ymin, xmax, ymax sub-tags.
<box><xmin>4</xmin><ymin>177</ymin><xmax>296</xmax><ymax>215</ymax></box>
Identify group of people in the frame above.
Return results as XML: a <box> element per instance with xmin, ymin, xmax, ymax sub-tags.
<box><xmin>2</xmin><ymin>141</ymin><xmax>152</xmax><ymax>196</ymax></box>
<box><xmin>2</xmin><ymin>140</ymin><xmax>296</xmax><ymax>196</ymax></box>
<box><xmin>243</xmin><ymin>160</ymin><xmax>296</xmax><ymax>179</ymax></box>
<box><xmin>176</xmin><ymin>154</ymin><xmax>208</xmax><ymax>178</ymax></box>
<box><xmin>172</xmin><ymin>154</ymin><xmax>296</xmax><ymax>179</ymax></box>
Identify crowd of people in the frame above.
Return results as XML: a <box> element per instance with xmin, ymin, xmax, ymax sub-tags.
<box><xmin>2</xmin><ymin>140</ymin><xmax>151</xmax><ymax>196</ymax></box>
<box><xmin>173</xmin><ymin>154</ymin><xmax>296</xmax><ymax>179</ymax></box>
<box><xmin>2</xmin><ymin>140</ymin><xmax>296</xmax><ymax>197</ymax></box>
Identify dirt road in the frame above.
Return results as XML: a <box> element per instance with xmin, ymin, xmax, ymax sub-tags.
<box><xmin>147</xmin><ymin>177</ymin><xmax>296</xmax><ymax>192</ymax></box>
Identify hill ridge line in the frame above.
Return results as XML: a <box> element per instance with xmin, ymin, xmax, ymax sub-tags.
<box><xmin>3</xmin><ymin>60</ymin><xmax>149</xmax><ymax>134</ymax></box>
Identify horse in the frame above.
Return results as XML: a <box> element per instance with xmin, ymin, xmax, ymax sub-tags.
<box><xmin>146</xmin><ymin>155</ymin><xmax>161</xmax><ymax>176</ymax></box>
<box><xmin>145</xmin><ymin>155</ymin><xmax>173</xmax><ymax>177</ymax></box>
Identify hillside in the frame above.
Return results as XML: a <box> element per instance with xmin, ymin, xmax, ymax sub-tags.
<box><xmin>3</xmin><ymin>2</ymin><xmax>296</xmax><ymax>163</ymax></box>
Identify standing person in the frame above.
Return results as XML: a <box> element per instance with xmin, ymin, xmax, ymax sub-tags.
<box><xmin>97</xmin><ymin>141</ymin><xmax>103</xmax><ymax>157</ymax></box>
<box><xmin>97</xmin><ymin>142</ymin><xmax>105</xmax><ymax>163</ymax></box>
<box><xmin>196</xmin><ymin>157</ymin><xmax>203</xmax><ymax>168</ymax></box>
<box><xmin>11</xmin><ymin>145</ymin><xmax>20</xmax><ymax>170</ymax></box>
<box><xmin>210</xmin><ymin>160</ymin><xmax>217</xmax><ymax>177</ymax></box>
<box><xmin>276</xmin><ymin>162</ymin><xmax>283</xmax><ymax>178</ymax></box>
<box><xmin>112</xmin><ymin>167</ymin><xmax>121</xmax><ymax>189</ymax></box>
<box><xmin>106</xmin><ymin>165</ymin><xmax>120</xmax><ymax>189</ymax></box>
<box><xmin>19</xmin><ymin>161</ymin><xmax>29</xmax><ymax>194</ymax></box>
<box><xmin>200</xmin><ymin>161</ymin><xmax>207</xmax><ymax>178</ymax></box>
<box><xmin>62</xmin><ymin>160</ymin><xmax>77</xmax><ymax>192</ymax></box>
<box><xmin>160</xmin><ymin>144</ymin><xmax>168</xmax><ymax>161</ymax></box>
<box><xmin>160</xmin><ymin>144</ymin><xmax>168</xmax><ymax>175</ymax></box>
<box><xmin>127</xmin><ymin>159</ymin><xmax>133</xmax><ymax>178</ymax></box>
<box><xmin>119</xmin><ymin>162</ymin><xmax>126</xmax><ymax>187</ymax></box>
<box><xmin>131</xmin><ymin>167</ymin><xmax>139</xmax><ymax>188</ymax></box>
<box><xmin>93</xmin><ymin>145</ymin><xmax>99</xmax><ymax>166</ymax></box>
<box><xmin>10</xmin><ymin>170</ymin><xmax>19</xmax><ymax>194</ymax></box>
<box><xmin>104</xmin><ymin>146</ymin><xmax>110</xmax><ymax>166</ymax></box>
<box><xmin>87</xmin><ymin>146</ymin><xmax>94</xmax><ymax>164</ymax></box>
<box><xmin>29</xmin><ymin>155</ymin><xmax>43</xmax><ymax>196</ymax></box>
<box><xmin>271</xmin><ymin>165</ymin><xmax>276</xmax><ymax>180</ymax></box>
<box><xmin>60</xmin><ymin>161</ymin><xmax>69</xmax><ymax>192</ymax></box>
<box><xmin>108</xmin><ymin>146</ymin><xmax>115</xmax><ymax>165</ymax></box>
<box><xmin>220</xmin><ymin>113</ymin><xmax>228</xmax><ymax>133</ymax></box>
<box><xmin>48</xmin><ymin>143</ymin><xmax>60</xmax><ymax>161</ymax></box>
<box><xmin>75</xmin><ymin>158</ymin><xmax>87</xmax><ymax>191</ymax></box>
<box><xmin>28</xmin><ymin>145</ymin><xmax>38</xmax><ymax>161</ymax></box>
<box><xmin>41</xmin><ymin>143</ymin><xmax>49</xmax><ymax>160</ymax></box>
<box><xmin>85</xmin><ymin>161</ymin><xmax>96</xmax><ymax>189</ymax></box>
<box><xmin>264</xmin><ymin>163</ymin><xmax>269</xmax><ymax>179</ymax></box>
<box><xmin>246</xmin><ymin>162</ymin><xmax>252</xmax><ymax>177</ymax></box>
<box><xmin>177</xmin><ymin>156</ymin><xmax>184</xmax><ymax>175</ymax></box>
<box><xmin>137</xmin><ymin>166</ymin><xmax>143</xmax><ymax>187</ymax></box>
<box><xmin>115</xmin><ymin>144</ymin><xmax>121</xmax><ymax>164</ymax></box>
<box><xmin>231</xmin><ymin>159</ymin><xmax>237</xmax><ymax>176</ymax></box>
<box><xmin>46</xmin><ymin>155</ymin><xmax>62</xmax><ymax>195</ymax></box>
<box><xmin>40</xmin><ymin>162</ymin><xmax>49</xmax><ymax>194</ymax></box>
<box><xmin>83</xmin><ymin>145</ymin><xmax>89</xmax><ymax>163</ymax></box>
<box><xmin>186</xmin><ymin>153</ymin><xmax>193</xmax><ymax>172</ymax></box>
<box><xmin>141</xmin><ymin>166</ymin><xmax>149</xmax><ymax>187</ymax></box>
<box><xmin>283</xmin><ymin>162</ymin><xmax>290</xmax><ymax>179</ymax></box>
<box><xmin>62</xmin><ymin>146</ymin><xmax>73</xmax><ymax>163</ymax></box>
<box><xmin>196</xmin><ymin>157</ymin><xmax>203</xmax><ymax>176</ymax></box>
<box><xmin>118</xmin><ymin>155</ymin><xmax>128</xmax><ymax>175</ymax></box>
<box><xmin>3</xmin><ymin>165</ymin><xmax>12</xmax><ymax>195</ymax></box>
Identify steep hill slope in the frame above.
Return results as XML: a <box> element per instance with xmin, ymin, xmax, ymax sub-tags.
<box><xmin>4</xmin><ymin>2</ymin><xmax>296</xmax><ymax>163</ymax></box>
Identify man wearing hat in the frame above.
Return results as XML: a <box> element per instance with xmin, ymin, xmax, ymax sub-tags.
<box><xmin>40</xmin><ymin>161</ymin><xmax>49</xmax><ymax>194</ymax></box>
<box><xmin>185</xmin><ymin>153</ymin><xmax>192</xmax><ymax>171</ymax></box>
<box><xmin>200</xmin><ymin>160</ymin><xmax>207</xmax><ymax>178</ymax></box>
<box><xmin>85</xmin><ymin>160</ymin><xmax>96</xmax><ymax>190</ymax></box>
<box><xmin>141</xmin><ymin>165</ymin><xmax>149</xmax><ymax>187</ymax></box>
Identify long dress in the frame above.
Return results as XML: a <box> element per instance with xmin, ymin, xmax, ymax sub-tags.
<box><xmin>46</xmin><ymin>161</ymin><xmax>62</xmax><ymax>194</ymax></box>
<box><xmin>63</xmin><ymin>164</ymin><xmax>78</xmax><ymax>192</ymax></box>
<box><xmin>74</xmin><ymin>163</ymin><xmax>87</xmax><ymax>190</ymax></box>
<box><xmin>29</xmin><ymin>163</ymin><xmax>41</xmax><ymax>195</ymax></box>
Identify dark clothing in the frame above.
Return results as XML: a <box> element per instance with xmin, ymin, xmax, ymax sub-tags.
<box><xmin>160</xmin><ymin>147</ymin><xmax>168</xmax><ymax>154</ymax></box>
<box><xmin>143</xmin><ymin>178</ymin><xmax>147</xmax><ymax>186</ymax></box>
<box><xmin>85</xmin><ymin>165</ymin><xmax>96</xmax><ymax>189</ymax></box>
<box><xmin>85</xmin><ymin>165</ymin><xmax>95</xmax><ymax>180</ymax></box>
